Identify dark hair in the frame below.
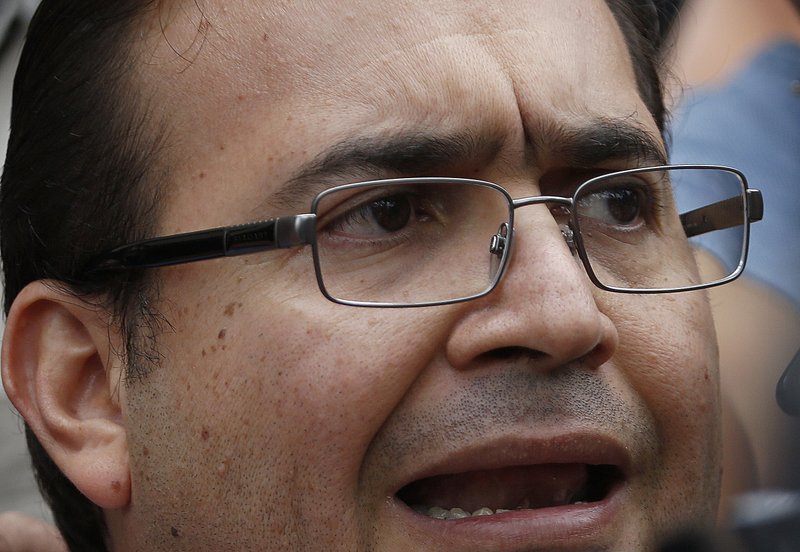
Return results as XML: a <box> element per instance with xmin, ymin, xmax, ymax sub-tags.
<box><xmin>1</xmin><ymin>2</ymin><xmax>163</xmax><ymax>551</ymax></box>
<box><xmin>606</xmin><ymin>0</ymin><xmax>669</xmax><ymax>133</ymax></box>
<box><xmin>0</xmin><ymin>1</ymin><xmax>666</xmax><ymax>550</ymax></box>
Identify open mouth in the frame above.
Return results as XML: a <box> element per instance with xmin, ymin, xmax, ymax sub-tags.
<box><xmin>396</xmin><ymin>463</ymin><xmax>622</xmax><ymax>520</ymax></box>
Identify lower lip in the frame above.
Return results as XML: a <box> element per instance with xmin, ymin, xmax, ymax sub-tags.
<box><xmin>391</xmin><ymin>481</ymin><xmax>626</xmax><ymax>548</ymax></box>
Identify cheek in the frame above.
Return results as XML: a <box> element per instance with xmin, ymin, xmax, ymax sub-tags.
<box><xmin>623</xmin><ymin>293</ymin><xmax>718</xmax><ymax>426</ymax></box>
<box><xmin>606</xmin><ymin>292</ymin><xmax>721</xmax><ymax>510</ymax></box>
<box><xmin>124</xmin><ymin>286</ymin><xmax>453</xmax><ymax>518</ymax></box>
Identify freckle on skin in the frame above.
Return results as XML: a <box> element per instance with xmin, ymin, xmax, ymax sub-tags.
<box><xmin>201</xmin><ymin>428</ymin><xmax>210</xmax><ymax>441</ymax></box>
<box><xmin>202</xmin><ymin>348</ymin><xmax>206</xmax><ymax>357</ymax></box>
<box><xmin>199</xmin><ymin>171</ymin><xmax>206</xmax><ymax>179</ymax></box>
<box><xmin>171</xmin><ymin>526</ymin><xmax>181</xmax><ymax>538</ymax></box>
<box><xmin>218</xmin><ymin>328</ymin><xmax>227</xmax><ymax>339</ymax></box>
<box><xmin>143</xmin><ymin>446</ymin><xmax>149</xmax><ymax>457</ymax></box>
<box><xmin>111</xmin><ymin>480</ymin><xmax>121</xmax><ymax>492</ymax></box>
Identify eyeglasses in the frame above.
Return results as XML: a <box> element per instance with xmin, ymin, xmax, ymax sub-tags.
<box><xmin>85</xmin><ymin>165</ymin><xmax>763</xmax><ymax>307</ymax></box>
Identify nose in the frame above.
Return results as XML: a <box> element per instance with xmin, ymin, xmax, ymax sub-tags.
<box><xmin>446</xmin><ymin>204</ymin><xmax>618</xmax><ymax>371</ymax></box>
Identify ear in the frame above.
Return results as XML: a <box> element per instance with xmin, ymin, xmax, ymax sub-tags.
<box><xmin>1</xmin><ymin>281</ymin><xmax>130</xmax><ymax>510</ymax></box>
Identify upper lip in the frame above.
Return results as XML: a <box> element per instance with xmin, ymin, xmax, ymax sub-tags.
<box><xmin>388</xmin><ymin>430</ymin><xmax>633</xmax><ymax>498</ymax></box>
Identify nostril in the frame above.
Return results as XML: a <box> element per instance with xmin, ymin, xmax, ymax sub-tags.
<box><xmin>481</xmin><ymin>346</ymin><xmax>547</xmax><ymax>363</ymax></box>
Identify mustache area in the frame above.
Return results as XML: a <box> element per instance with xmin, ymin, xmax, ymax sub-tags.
<box><xmin>364</xmin><ymin>366</ymin><xmax>658</xmax><ymax>494</ymax></box>
<box><xmin>362</xmin><ymin>365</ymin><xmax>659</xmax><ymax>509</ymax></box>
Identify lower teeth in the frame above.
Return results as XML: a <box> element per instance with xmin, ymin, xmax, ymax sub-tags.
<box><xmin>414</xmin><ymin>502</ymin><xmax>586</xmax><ymax>519</ymax></box>
<box><xmin>413</xmin><ymin>506</ymin><xmax>518</xmax><ymax>519</ymax></box>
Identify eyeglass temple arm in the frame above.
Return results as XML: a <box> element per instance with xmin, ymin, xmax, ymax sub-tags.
<box><xmin>84</xmin><ymin>214</ymin><xmax>316</xmax><ymax>272</ymax></box>
<box><xmin>680</xmin><ymin>189</ymin><xmax>763</xmax><ymax>238</ymax></box>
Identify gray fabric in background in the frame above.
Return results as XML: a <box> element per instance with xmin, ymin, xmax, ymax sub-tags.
<box><xmin>0</xmin><ymin>0</ymin><xmax>52</xmax><ymax>522</ymax></box>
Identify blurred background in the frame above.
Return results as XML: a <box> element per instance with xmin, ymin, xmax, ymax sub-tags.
<box><xmin>0</xmin><ymin>0</ymin><xmax>51</xmax><ymax>522</ymax></box>
<box><xmin>660</xmin><ymin>0</ymin><xmax>800</xmax><ymax>522</ymax></box>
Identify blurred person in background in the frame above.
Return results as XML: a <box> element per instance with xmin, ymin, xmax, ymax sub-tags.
<box><xmin>663</xmin><ymin>0</ymin><xmax>800</xmax><ymax>519</ymax></box>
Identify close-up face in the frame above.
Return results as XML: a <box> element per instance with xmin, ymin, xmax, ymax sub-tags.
<box><xmin>107</xmin><ymin>0</ymin><xmax>721</xmax><ymax>550</ymax></box>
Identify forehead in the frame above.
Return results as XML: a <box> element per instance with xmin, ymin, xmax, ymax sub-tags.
<box><xmin>138</xmin><ymin>0</ymin><xmax>655</xmax><ymax>231</ymax></box>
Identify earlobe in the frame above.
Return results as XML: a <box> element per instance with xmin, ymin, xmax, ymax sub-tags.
<box><xmin>1</xmin><ymin>281</ymin><xmax>131</xmax><ymax>510</ymax></box>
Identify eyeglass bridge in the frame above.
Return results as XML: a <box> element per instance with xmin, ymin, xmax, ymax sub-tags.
<box><xmin>490</xmin><ymin>221</ymin><xmax>577</xmax><ymax>257</ymax></box>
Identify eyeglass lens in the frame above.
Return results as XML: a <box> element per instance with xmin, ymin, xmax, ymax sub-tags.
<box><xmin>313</xmin><ymin>181</ymin><xmax>511</xmax><ymax>305</ymax></box>
<box><xmin>311</xmin><ymin>168</ymin><xmax>748</xmax><ymax>305</ymax></box>
<box><xmin>577</xmin><ymin>167</ymin><xmax>747</xmax><ymax>292</ymax></box>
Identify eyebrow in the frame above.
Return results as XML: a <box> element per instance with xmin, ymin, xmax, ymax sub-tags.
<box><xmin>269</xmin><ymin>130</ymin><xmax>505</xmax><ymax>210</ymax></box>
<box><xmin>267</xmin><ymin>117</ymin><xmax>666</xmax><ymax>211</ymax></box>
<box><xmin>550</xmin><ymin>118</ymin><xmax>667</xmax><ymax>168</ymax></box>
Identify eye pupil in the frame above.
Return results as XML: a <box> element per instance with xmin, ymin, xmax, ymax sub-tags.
<box><xmin>606</xmin><ymin>189</ymin><xmax>639</xmax><ymax>224</ymax></box>
<box><xmin>371</xmin><ymin>195</ymin><xmax>412</xmax><ymax>232</ymax></box>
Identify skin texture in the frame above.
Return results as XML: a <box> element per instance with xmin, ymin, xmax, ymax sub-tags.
<box><xmin>2</xmin><ymin>1</ymin><xmax>721</xmax><ymax>550</ymax></box>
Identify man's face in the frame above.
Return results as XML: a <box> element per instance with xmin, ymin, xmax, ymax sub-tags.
<box><xmin>112</xmin><ymin>1</ymin><xmax>721</xmax><ymax>550</ymax></box>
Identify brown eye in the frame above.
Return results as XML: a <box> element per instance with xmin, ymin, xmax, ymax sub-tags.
<box><xmin>369</xmin><ymin>195</ymin><xmax>413</xmax><ymax>232</ymax></box>
<box><xmin>325</xmin><ymin>192</ymin><xmax>424</xmax><ymax>238</ymax></box>
<box><xmin>579</xmin><ymin>186</ymin><xmax>645</xmax><ymax>227</ymax></box>
<box><xmin>602</xmin><ymin>188</ymin><xmax>640</xmax><ymax>225</ymax></box>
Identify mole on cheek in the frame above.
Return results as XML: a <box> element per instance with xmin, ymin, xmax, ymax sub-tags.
<box><xmin>224</xmin><ymin>302</ymin><xmax>244</xmax><ymax>317</ymax></box>
<box><xmin>201</xmin><ymin>427</ymin><xmax>210</xmax><ymax>441</ymax></box>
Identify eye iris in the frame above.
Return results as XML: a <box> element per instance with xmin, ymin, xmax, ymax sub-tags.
<box><xmin>605</xmin><ymin>189</ymin><xmax>640</xmax><ymax>224</ymax></box>
<box><xmin>370</xmin><ymin>195</ymin><xmax>412</xmax><ymax>232</ymax></box>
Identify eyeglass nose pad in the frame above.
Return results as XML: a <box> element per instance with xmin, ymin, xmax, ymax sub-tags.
<box><xmin>488</xmin><ymin>222</ymin><xmax>510</xmax><ymax>281</ymax></box>
<box><xmin>560</xmin><ymin>223</ymin><xmax>578</xmax><ymax>254</ymax></box>
<box><xmin>489</xmin><ymin>222</ymin><xmax>509</xmax><ymax>256</ymax></box>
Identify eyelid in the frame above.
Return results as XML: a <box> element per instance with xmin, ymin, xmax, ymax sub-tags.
<box><xmin>269</xmin><ymin>166</ymin><xmax>407</xmax><ymax>214</ymax></box>
<box><xmin>315</xmin><ymin>184</ymin><xmax>412</xmax><ymax>228</ymax></box>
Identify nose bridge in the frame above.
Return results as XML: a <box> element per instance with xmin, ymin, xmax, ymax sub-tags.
<box><xmin>508</xmin><ymin>195</ymin><xmax>577</xmax><ymax>257</ymax></box>
<box><xmin>447</xmin><ymin>194</ymin><xmax>617</xmax><ymax>370</ymax></box>
<box><xmin>492</xmin><ymin>196</ymin><xmax>612</xmax><ymax>364</ymax></box>
<box><xmin>505</xmin><ymin>198</ymin><xmax>582</xmax><ymax>292</ymax></box>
